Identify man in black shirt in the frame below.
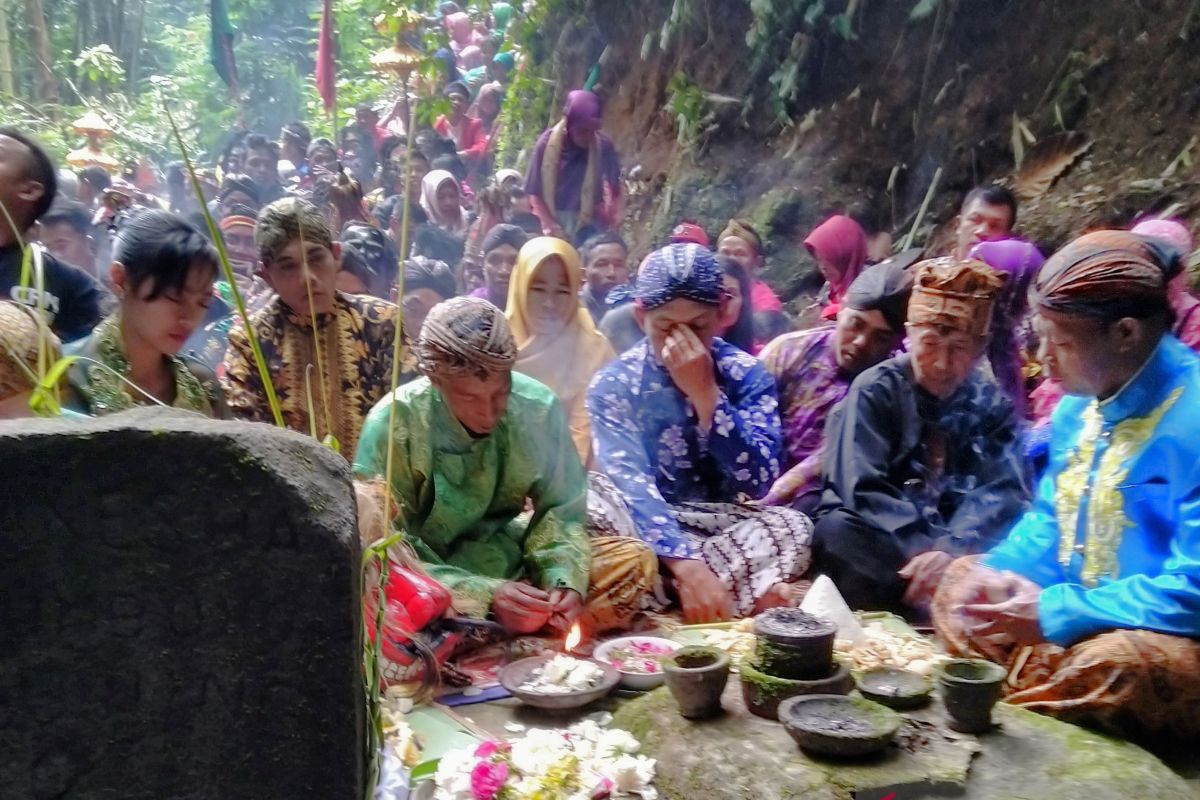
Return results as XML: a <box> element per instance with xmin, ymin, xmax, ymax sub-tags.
<box><xmin>0</xmin><ymin>128</ymin><xmax>105</xmax><ymax>343</ymax></box>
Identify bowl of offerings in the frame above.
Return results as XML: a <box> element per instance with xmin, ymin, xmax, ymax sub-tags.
<box><xmin>858</xmin><ymin>666</ymin><xmax>934</xmax><ymax>710</ymax></box>
<box><xmin>499</xmin><ymin>654</ymin><xmax>620</xmax><ymax>710</ymax></box>
<box><xmin>778</xmin><ymin>694</ymin><xmax>902</xmax><ymax>758</ymax></box>
<box><xmin>593</xmin><ymin>635</ymin><xmax>681</xmax><ymax>690</ymax></box>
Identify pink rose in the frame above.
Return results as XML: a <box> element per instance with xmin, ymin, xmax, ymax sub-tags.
<box><xmin>474</xmin><ymin>741</ymin><xmax>501</xmax><ymax>759</ymax></box>
<box><xmin>470</xmin><ymin>760</ymin><xmax>509</xmax><ymax>800</ymax></box>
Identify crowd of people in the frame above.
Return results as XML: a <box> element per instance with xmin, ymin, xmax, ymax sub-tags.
<box><xmin>0</xmin><ymin>0</ymin><xmax>1197</xmax><ymax>748</ymax></box>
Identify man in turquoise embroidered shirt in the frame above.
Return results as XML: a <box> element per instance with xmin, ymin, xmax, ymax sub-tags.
<box><xmin>930</xmin><ymin>230</ymin><xmax>1200</xmax><ymax>738</ymax></box>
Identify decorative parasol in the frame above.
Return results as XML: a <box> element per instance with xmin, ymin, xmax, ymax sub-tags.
<box><xmin>370</xmin><ymin>7</ymin><xmax>424</xmax><ymax>79</ymax></box>
<box><xmin>71</xmin><ymin>111</ymin><xmax>114</xmax><ymax>139</ymax></box>
<box><xmin>65</xmin><ymin>146</ymin><xmax>119</xmax><ymax>171</ymax></box>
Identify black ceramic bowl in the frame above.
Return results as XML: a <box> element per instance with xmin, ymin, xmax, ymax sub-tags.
<box><xmin>778</xmin><ymin>694</ymin><xmax>901</xmax><ymax>758</ymax></box>
<box><xmin>858</xmin><ymin>667</ymin><xmax>934</xmax><ymax>710</ymax></box>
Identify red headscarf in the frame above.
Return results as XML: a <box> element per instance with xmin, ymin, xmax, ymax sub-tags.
<box><xmin>804</xmin><ymin>214</ymin><xmax>868</xmax><ymax>310</ymax></box>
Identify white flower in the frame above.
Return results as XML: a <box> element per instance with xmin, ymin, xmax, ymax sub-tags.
<box><xmin>510</xmin><ymin>729</ymin><xmax>571</xmax><ymax>775</ymax></box>
<box><xmin>734</xmin><ymin>468</ymin><xmax>751</xmax><ymax>483</ymax></box>
<box><xmin>608</xmin><ymin>754</ymin><xmax>657</xmax><ymax>797</ymax></box>
<box><xmin>595</xmin><ymin>728</ymin><xmax>641</xmax><ymax>761</ymax></box>
<box><xmin>433</xmin><ymin>749</ymin><xmax>478</xmax><ymax>800</ymax></box>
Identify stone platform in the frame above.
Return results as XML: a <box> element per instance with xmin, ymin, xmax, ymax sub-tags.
<box><xmin>456</xmin><ymin>679</ymin><xmax>1196</xmax><ymax>800</ymax></box>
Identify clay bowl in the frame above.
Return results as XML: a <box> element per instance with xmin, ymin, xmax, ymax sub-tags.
<box><xmin>740</xmin><ymin>657</ymin><xmax>854</xmax><ymax>720</ymax></box>
<box><xmin>592</xmin><ymin>635</ymin><xmax>681</xmax><ymax>691</ymax></box>
<box><xmin>499</xmin><ymin>655</ymin><xmax>619</xmax><ymax>710</ymax></box>
<box><xmin>778</xmin><ymin>694</ymin><xmax>902</xmax><ymax>759</ymax></box>
<box><xmin>858</xmin><ymin>667</ymin><xmax>934</xmax><ymax>710</ymax></box>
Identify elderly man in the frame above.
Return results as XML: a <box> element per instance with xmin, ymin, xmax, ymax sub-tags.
<box><xmin>354</xmin><ymin>297</ymin><xmax>655</xmax><ymax>634</ymax></box>
<box><xmin>761</xmin><ymin>259</ymin><xmax>913</xmax><ymax>512</ymax></box>
<box><xmin>588</xmin><ymin>243</ymin><xmax>812</xmax><ymax>623</ymax></box>
<box><xmin>932</xmin><ymin>231</ymin><xmax>1200</xmax><ymax>738</ymax></box>
<box><xmin>812</xmin><ymin>258</ymin><xmax>1030</xmax><ymax>612</ymax></box>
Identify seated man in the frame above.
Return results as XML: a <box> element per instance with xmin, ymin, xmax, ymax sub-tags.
<box><xmin>222</xmin><ymin>198</ymin><xmax>400</xmax><ymax>462</ymax></box>
<box><xmin>354</xmin><ymin>297</ymin><xmax>655</xmax><ymax>634</ymax></box>
<box><xmin>469</xmin><ymin>223</ymin><xmax>526</xmax><ymax>310</ymax></box>
<box><xmin>761</xmin><ymin>259</ymin><xmax>912</xmax><ymax>512</ymax></box>
<box><xmin>813</xmin><ymin>257</ymin><xmax>1029</xmax><ymax>612</ymax></box>
<box><xmin>588</xmin><ymin>243</ymin><xmax>812</xmax><ymax>623</ymax></box>
<box><xmin>933</xmin><ymin>231</ymin><xmax>1200</xmax><ymax>738</ymax></box>
<box><xmin>579</xmin><ymin>231</ymin><xmax>630</xmax><ymax>325</ymax></box>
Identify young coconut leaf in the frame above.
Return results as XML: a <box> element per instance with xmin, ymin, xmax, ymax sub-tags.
<box><xmin>163</xmin><ymin>103</ymin><xmax>285</xmax><ymax>428</ymax></box>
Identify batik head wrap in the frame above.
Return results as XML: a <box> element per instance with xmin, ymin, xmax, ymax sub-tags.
<box><xmin>718</xmin><ymin>218</ymin><xmax>763</xmax><ymax>256</ymax></box>
<box><xmin>908</xmin><ymin>257</ymin><xmax>1006</xmax><ymax>337</ymax></box>
<box><xmin>634</xmin><ymin>243</ymin><xmax>723</xmax><ymax>310</ymax></box>
<box><xmin>0</xmin><ymin>301</ymin><xmax>57</xmax><ymax>400</ymax></box>
<box><xmin>843</xmin><ymin>260</ymin><xmax>915</xmax><ymax>334</ymax></box>
<box><xmin>418</xmin><ymin>296</ymin><xmax>517</xmax><ymax>379</ymax></box>
<box><xmin>1032</xmin><ymin>230</ymin><xmax>1173</xmax><ymax>321</ymax></box>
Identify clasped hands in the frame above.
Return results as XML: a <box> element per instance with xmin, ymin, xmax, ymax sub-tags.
<box><xmin>492</xmin><ymin>581</ymin><xmax>583</xmax><ymax>635</ymax></box>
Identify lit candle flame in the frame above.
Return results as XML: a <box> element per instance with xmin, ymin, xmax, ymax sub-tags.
<box><xmin>564</xmin><ymin>621</ymin><xmax>582</xmax><ymax>652</ymax></box>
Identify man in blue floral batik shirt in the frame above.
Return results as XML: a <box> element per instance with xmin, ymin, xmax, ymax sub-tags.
<box><xmin>587</xmin><ymin>243</ymin><xmax>814</xmax><ymax>624</ymax></box>
<box><xmin>813</xmin><ymin>256</ymin><xmax>1030</xmax><ymax>614</ymax></box>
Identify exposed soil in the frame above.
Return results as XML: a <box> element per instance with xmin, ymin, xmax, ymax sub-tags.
<box><xmin>531</xmin><ymin>0</ymin><xmax>1200</xmax><ymax>312</ymax></box>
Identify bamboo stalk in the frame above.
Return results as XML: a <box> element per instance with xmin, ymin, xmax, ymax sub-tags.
<box><xmin>901</xmin><ymin>166</ymin><xmax>942</xmax><ymax>252</ymax></box>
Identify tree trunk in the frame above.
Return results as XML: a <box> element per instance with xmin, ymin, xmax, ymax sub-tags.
<box><xmin>23</xmin><ymin>0</ymin><xmax>58</xmax><ymax>106</ymax></box>
<box><xmin>125</xmin><ymin>0</ymin><xmax>143</xmax><ymax>90</ymax></box>
<box><xmin>0</xmin><ymin>0</ymin><xmax>15</xmax><ymax>96</ymax></box>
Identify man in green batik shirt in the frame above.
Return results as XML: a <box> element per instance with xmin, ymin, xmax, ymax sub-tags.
<box><xmin>354</xmin><ymin>296</ymin><xmax>654</xmax><ymax>635</ymax></box>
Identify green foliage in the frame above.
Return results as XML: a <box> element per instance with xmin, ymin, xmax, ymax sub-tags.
<box><xmin>666</xmin><ymin>72</ymin><xmax>710</xmax><ymax>148</ymax></box>
<box><xmin>73</xmin><ymin>44</ymin><xmax>126</xmax><ymax>87</ymax></box>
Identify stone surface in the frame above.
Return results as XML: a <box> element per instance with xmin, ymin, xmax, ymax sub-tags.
<box><xmin>0</xmin><ymin>408</ymin><xmax>363</xmax><ymax>800</ymax></box>
<box><xmin>610</xmin><ymin>681</ymin><xmax>1196</xmax><ymax>800</ymax></box>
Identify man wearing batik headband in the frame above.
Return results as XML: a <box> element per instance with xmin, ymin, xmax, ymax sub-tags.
<box><xmin>930</xmin><ymin>230</ymin><xmax>1200</xmax><ymax>738</ymax></box>
<box><xmin>761</xmin><ymin>259</ymin><xmax>913</xmax><ymax>512</ymax></box>
<box><xmin>588</xmin><ymin>243</ymin><xmax>814</xmax><ymax>624</ymax></box>
<box><xmin>812</xmin><ymin>257</ymin><xmax>1030</xmax><ymax>613</ymax></box>
<box><xmin>354</xmin><ymin>297</ymin><xmax>655</xmax><ymax>635</ymax></box>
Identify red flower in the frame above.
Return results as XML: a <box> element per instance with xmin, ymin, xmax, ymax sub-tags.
<box><xmin>470</xmin><ymin>760</ymin><xmax>509</xmax><ymax>800</ymax></box>
<box><xmin>474</xmin><ymin>741</ymin><xmax>502</xmax><ymax>759</ymax></box>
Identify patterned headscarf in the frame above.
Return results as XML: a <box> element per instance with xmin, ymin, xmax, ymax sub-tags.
<box><xmin>634</xmin><ymin>243</ymin><xmax>723</xmax><ymax>310</ymax></box>
<box><xmin>418</xmin><ymin>296</ymin><xmax>517</xmax><ymax>379</ymax></box>
<box><xmin>908</xmin><ymin>257</ymin><xmax>1006</xmax><ymax>337</ymax></box>
<box><xmin>0</xmin><ymin>301</ymin><xmax>58</xmax><ymax>400</ymax></box>
<box><xmin>1032</xmin><ymin>230</ymin><xmax>1172</xmax><ymax>320</ymax></box>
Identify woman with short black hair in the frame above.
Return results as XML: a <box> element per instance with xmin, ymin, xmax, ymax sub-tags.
<box><xmin>64</xmin><ymin>209</ymin><xmax>228</xmax><ymax>417</ymax></box>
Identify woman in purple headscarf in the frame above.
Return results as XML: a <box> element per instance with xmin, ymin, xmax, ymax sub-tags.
<box><xmin>969</xmin><ymin>238</ymin><xmax>1045</xmax><ymax>418</ymax></box>
<box><xmin>524</xmin><ymin>90</ymin><xmax>622</xmax><ymax>240</ymax></box>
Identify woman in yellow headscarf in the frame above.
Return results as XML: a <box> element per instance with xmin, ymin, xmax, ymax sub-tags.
<box><xmin>507</xmin><ymin>237</ymin><xmax>615</xmax><ymax>464</ymax></box>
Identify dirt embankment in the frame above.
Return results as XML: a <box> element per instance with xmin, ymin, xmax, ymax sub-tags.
<box><xmin>526</xmin><ymin>0</ymin><xmax>1200</xmax><ymax>311</ymax></box>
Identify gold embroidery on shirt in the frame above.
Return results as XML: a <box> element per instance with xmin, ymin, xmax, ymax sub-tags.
<box><xmin>1055</xmin><ymin>387</ymin><xmax>1182</xmax><ymax>585</ymax></box>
